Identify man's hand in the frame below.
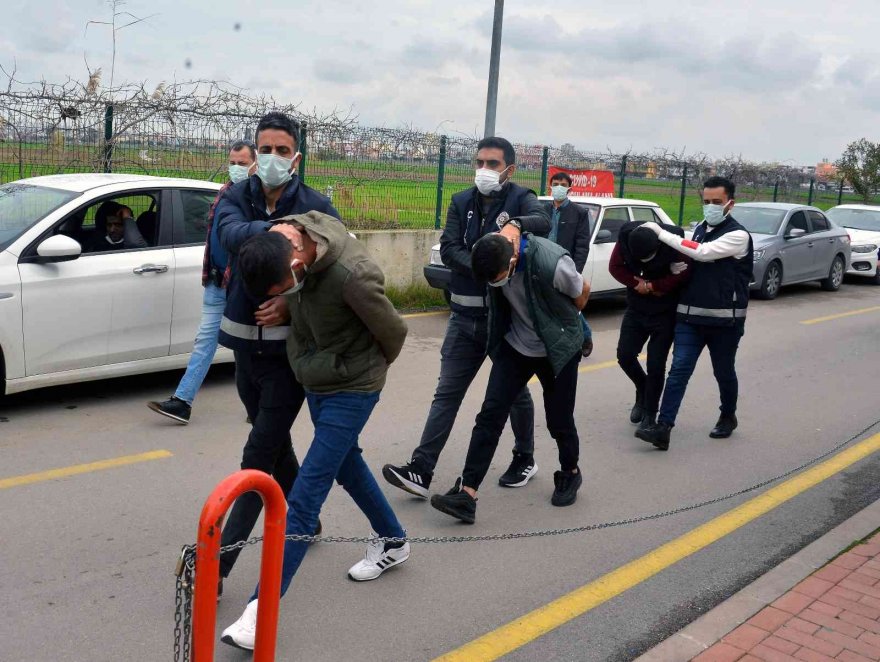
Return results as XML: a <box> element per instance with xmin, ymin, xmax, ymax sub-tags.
<box><xmin>573</xmin><ymin>278</ymin><xmax>591</xmax><ymax>311</ymax></box>
<box><xmin>255</xmin><ymin>296</ymin><xmax>291</xmax><ymax>327</ymax></box>
<box><xmin>670</xmin><ymin>261</ymin><xmax>688</xmax><ymax>275</ymax></box>
<box><xmin>640</xmin><ymin>221</ymin><xmax>662</xmax><ymax>236</ymax></box>
<box><xmin>269</xmin><ymin>223</ymin><xmax>305</xmax><ymax>251</ymax></box>
<box><xmin>498</xmin><ymin>223</ymin><xmax>522</xmax><ymax>256</ymax></box>
<box><xmin>634</xmin><ymin>278</ymin><xmax>651</xmax><ymax>295</ymax></box>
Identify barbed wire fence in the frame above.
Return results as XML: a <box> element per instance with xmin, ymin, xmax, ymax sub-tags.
<box><xmin>1</xmin><ymin>71</ymin><xmax>874</xmax><ymax>230</ymax></box>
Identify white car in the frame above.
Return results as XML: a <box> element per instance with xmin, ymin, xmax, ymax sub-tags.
<box><xmin>423</xmin><ymin>196</ymin><xmax>677</xmax><ymax>298</ymax></box>
<box><xmin>825</xmin><ymin>204</ymin><xmax>880</xmax><ymax>284</ymax></box>
<box><xmin>0</xmin><ymin>174</ymin><xmax>232</xmax><ymax>396</ymax></box>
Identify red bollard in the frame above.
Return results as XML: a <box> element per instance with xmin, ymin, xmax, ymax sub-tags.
<box><xmin>191</xmin><ymin>470</ymin><xmax>287</xmax><ymax>662</ymax></box>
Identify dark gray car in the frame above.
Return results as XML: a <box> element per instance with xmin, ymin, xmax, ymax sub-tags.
<box><xmin>733</xmin><ymin>203</ymin><xmax>852</xmax><ymax>299</ymax></box>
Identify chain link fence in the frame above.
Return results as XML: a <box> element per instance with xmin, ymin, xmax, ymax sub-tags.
<box><xmin>2</xmin><ymin>85</ymin><xmax>877</xmax><ymax>230</ymax></box>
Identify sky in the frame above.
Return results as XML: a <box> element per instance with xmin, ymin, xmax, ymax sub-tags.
<box><xmin>3</xmin><ymin>0</ymin><xmax>879</xmax><ymax>165</ymax></box>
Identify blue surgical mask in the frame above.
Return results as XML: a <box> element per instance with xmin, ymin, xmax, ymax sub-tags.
<box><xmin>551</xmin><ymin>184</ymin><xmax>569</xmax><ymax>202</ymax></box>
<box><xmin>280</xmin><ymin>260</ymin><xmax>307</xmax><ymax>295</ymax></box>
<box><xmin>703</xmin><ymin>202</ymin><xmax>731</xmax><ymax>226</ymax></box>
<box><xmin>488</xmin><ymin>259</ymin><xmax>515</xmax><ymax>288</ymax></box>
<box><xmin>228</xmin><ymin>164</ymin><xmax>251</xmax><ymax>184</ymax></box>
<box><xmin>257</xmin><ymin>153</ymin><xmax>298</xmax><ymax>189</ymax></box>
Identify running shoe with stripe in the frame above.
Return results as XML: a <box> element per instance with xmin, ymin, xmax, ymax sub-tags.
<box><xmin>498</xmin><ymin>451</ymin><xmax>538</xmax><ymax>487</ymax></box>
<box><xmin>347</xmin><ymin>535</ymin><xmax>410</xmax><ymax>581</ymax></box>
<box><xmin>382</xmin><ymin>461</ymin><xmax>432</xmax><ymax>498</ymax></box>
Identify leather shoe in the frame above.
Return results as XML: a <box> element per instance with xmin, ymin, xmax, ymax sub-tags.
<box><xmin>710</xmin><ymin>415</ymin><xmax>738</xmax><ymax>439</ymax></box>
<box><xmin>635</xmin><ymin>411</ymin><xmax>657</xmax><ymax>436</ymax></box>
<box><xmin>635</xmin><ymin>421</ymin><xmax>671</xmax><ymax>451</ymax></box>
<box><xmin>581</xmin><ymin>337</ymin><xmax>594</xmax><ymax>358</ymax></box>
<box><xmin>629</xmin><ymin>391</ymin><xmax>645</xmax><ymax>424</ymax></box>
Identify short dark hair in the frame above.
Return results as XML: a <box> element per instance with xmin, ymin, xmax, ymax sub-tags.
<box><xmin>254</xmin><ymin>112</ymin><xmax>301</xmax><ymax>149</ymax></box>
<box><xmin>230</xmin><ymin>139</ymin><xmax>257</xmax><ymax>160</ymax></box>
<box><xmin>476</xmin><ymin>136</ymin><xmax>516</xmax><ymax>166</ymax></box>
<box><xmin>703</xmin><ymin>176</ymin><xmax>736</xmax><ymax>200</ymax></box>
<box><xmin>471</xmin><ymin>233</ymin><xmax>514</xmax><ymax>283</ymax></box>
<box><xmin>550</xmin><ymin>172</ymin><xmax>573</xmax><ymax>187</ymax></box>
<box><xmin>238</xmin><ymin>232</ymin><xmax>292</xmax><ymax>299</ymax></box>
<box><xmin>628</xmin><ymin>225</ymin><xmax>660</xmax><ymax>260</ymax></box>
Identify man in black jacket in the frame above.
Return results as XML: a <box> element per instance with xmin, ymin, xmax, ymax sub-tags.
<box><xmin>546</xmin><ymin>171</ymin><xmax>594</xmax><ymax>357</ymax></box>
<box><xmin>609</xmin><ymin>222</ymin><xmax>691</xmax><ymax>435</ymax></box>
<box><xmin>213</xmin><ymin>111</ymin><xmax>340</xmax><ymax>585</ymax></box>
<box><xmin>383</xmin><ymin>137</ymin><xmax>550</xmax><ymax>496</ymax></box>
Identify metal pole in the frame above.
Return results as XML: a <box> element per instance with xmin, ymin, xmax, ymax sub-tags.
<box><xmin>483</xmin><ymin>0</ymin><xmax>504</xmax><ymax>138</ymax></box>
<box><xmin>103</xmin><ymin>104</ymin><xmax>114</xmax><ymax>173</ymax></box>
<box><xmin>618</xmin><ymin>155</ymin><xmax>627</xmax><ymax>198</ymax></box>
<box><xmin>773</xmin><ymin>179</ymin><xmax>779</xmax><ymax>202</ymax></box>
<box><xmin>539</xmin><ymin>146</ymin><xmax>549</xmax><ymax>194</ymax></box>
<box><xmin>838</xmin><ymin>179</ymin><xmax>844</xmax><ymax>205</ymax></box>
<box><xmin>807</xmin><ymin>178</ymin><xmax>814</xmax><ymax>206</ymax></box>
<box><xmin>299</xmin><ymin>122</ymin><xmax>308</xmax><ymax>184</ymax></box>
<box><xmin>434</xmin><ymin>136</ymin><xmax>447</xmax><ymax>230</ymax></box>
<box><xmin>677</xmin><ymin>163</ymin><xmax>688</xmax><ymax>226</ymax></box>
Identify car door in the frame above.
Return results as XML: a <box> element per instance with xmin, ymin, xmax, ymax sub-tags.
<box><xmin>778</xmin><ymin>210</ymin><xmax>813</xmax><ymax>282</ymax></box>
<box><xmin>586</xmin><ymin>206</ymin><xmax>631</xmax><ymax>293</ymax></box>
<box><xmin>169</xmin><ymin>187</ymin><xmax>220</xmax><ymax>355</ymax></box>
<box><xmin>17</xmin><ymin>189</ymin><xmax>175</xmax><ymax>376</ymax></box>
<box><xmin>807</xmin><ymin>210</ymin><xmax>836</xmax><ymax>277</ymax></box>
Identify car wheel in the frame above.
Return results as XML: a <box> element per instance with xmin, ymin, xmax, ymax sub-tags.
<box><xmin>872</xmin><ymin>266</ymin><xmax>880</xmax><ymax>286</ymax></box>
<box><xmin>820</xmin><ymin>255</ymin><xmax>845</xmax><ymax>291</ymax></box>
<box><xmin>758</xmin><ymin>261</ymin><xmax>782</xmax><ymax>300</ymax></box>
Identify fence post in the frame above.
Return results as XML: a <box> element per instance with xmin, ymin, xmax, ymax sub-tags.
<box><xmin>838</xmin><ymin>179</ymin><xmax>844</xmax><ymax>205</ymax></box>
<box><xmin>102</xmin><ymin>104</ymin><xmax>114</xmax><ymax>173</ymax></box>
<box><xmin>618</xmin><ymin>155</ymin><xmax>627</xmax><ymax>198</ymax></box>
<box><xmin>807</xmin><ymin>178</ymin><xmax>814</xmax><ymax>205</ymax></box>
<box><xmin>539</xmin><ymin>146</ymin><xmax>549</xmax><ymax>195</ymax></box>
<box><xmin>434</xmin><ymin>135</ymin><xmax>447</xmax><ymax>230</ymax></box>
<box><xmin>299</xmin><ymin>122</ymin><xmax>308</xmax><ymax>184</ymax></box>
<box><xmin>677</xmin><ymin>163</ymin><xmax>688</xmax><ymax>226</ymax></box>
<box><xmin>773</xmin><ymin>179</ymin><xmax>779</xmax><ymax>202</ymax></box>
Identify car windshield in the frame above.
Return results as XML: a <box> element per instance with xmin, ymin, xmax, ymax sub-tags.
<box><xmin>825</xmin><ymin>208</ymin><xmax>880</xmax><ymax>232</ymax></box>
<box><xmin>0</xmin><ymin>183</ymin><xmax>80</xmax><ymax>251</ymax></box>
<box><xmin>733</xmin><ymin>206</ymin><xmax>787</xmax><ymax>235</ymax></box>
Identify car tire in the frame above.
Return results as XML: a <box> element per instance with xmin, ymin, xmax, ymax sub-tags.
<box><xmin>820</xmin><ymin>255</ymin><xmax>845</xmax><ymax>292</ymax></box>
<box><xmin>872</xmin><ymin>266</ymin><xmax>880</xmax><ymax>286</ymax></box>
<box><xmin>758</xmin><ymin>261</ymin><xmax>782</xmax><ymax>300</ymax></box>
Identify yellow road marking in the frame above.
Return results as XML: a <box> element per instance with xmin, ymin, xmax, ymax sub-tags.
<box><xmin>0</xmin><ymin>450</ymin><xmax>173</xmax><ymax>490</ymax></box>
<box><xmin>800</xmin><ymin>305</ymin><xmax>880</xmax><ymax>325</ymax></box>
<box><xmin>434</xmin><ymin>432</ymin><xmax>880</xmax><ymax>662</ymax></box>
<box><xmin>402</xmin><ymin>310</ymin><xmax>449</xmax><ymax>319</ymax></box>
<box><xmin>528</xmin><ymin>354</ymin><xmax>644</xmax><ymax>385</ymax></box>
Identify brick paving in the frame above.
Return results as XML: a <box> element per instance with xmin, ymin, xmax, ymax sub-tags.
<box><xmin>692</xmin><ymin>533</ymin><xmax>880</xmax><ymax>662</ymax></box>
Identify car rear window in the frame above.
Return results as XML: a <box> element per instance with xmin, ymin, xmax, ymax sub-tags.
<box><xmin>0</xmin><ymin>183</ymin><xmax>80</xmax><ymax>251</ymax></box>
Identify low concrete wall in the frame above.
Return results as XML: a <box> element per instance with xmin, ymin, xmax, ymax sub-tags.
<box><xmin>356</xmin><ymin>229</ymin><xmax>442</xmax><ymax>288</ymax></box>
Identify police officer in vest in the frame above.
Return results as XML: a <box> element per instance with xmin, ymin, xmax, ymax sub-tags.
<box><xmin>636</xmin><ymin>176</ymin><xmax>753</xmax><ymax>450</ymax></box>
<box><xmin>383</xmin><ymin>137</ymin><xmax>550</xmax><ymax>497</ymax></box>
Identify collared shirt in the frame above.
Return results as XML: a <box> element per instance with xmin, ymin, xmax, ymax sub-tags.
<box><xmin>549</xmin><ymin>197</ymin><xmax>570</xmax><ymax>244</ymax></box>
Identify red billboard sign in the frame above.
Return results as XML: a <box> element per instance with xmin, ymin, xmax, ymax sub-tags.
<box><xmin>548</xmin><ymin>166</ymin><xmax>615</xmax><ymax>198</ymax></box>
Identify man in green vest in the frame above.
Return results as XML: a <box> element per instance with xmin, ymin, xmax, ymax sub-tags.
<box><xmin>430</xmin><ymin>231</ymin><xmax>590</xmax><ymax>524</ymax></box>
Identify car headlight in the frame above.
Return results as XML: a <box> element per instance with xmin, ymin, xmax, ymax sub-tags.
<box><xmin>851</xmin><ymin>244</ymin><xmax>878</xmax><ymax>253</ymax></box>
<box><xmin>753</xmin><ymin>249</ymin><xmax>765</xmax><ymax>261</ymax></box>
<box><xmin>430</xmin><ymin>248</ymin><xmax>444</xmax><ymax>266</ymax></box>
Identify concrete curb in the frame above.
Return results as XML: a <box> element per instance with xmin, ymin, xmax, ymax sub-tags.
<box><xmin>634</xmin><ymin>497</ymin><xmax>880</xmax><ymax>662</ymax></box>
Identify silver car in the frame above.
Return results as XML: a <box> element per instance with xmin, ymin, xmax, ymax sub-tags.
<box><xmin>734</xmin><ymin>203</ymin><xmax>852</xmax><ymax>299</ymax></box>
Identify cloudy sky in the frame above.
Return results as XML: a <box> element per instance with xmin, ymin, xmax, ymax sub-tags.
<box><xmin>3</xmin><ymin>0</ymin><xmax>878</xmax><ymax>164</ymax></box>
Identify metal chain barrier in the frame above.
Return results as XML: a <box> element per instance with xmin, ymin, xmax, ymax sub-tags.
<box><xmin>173</xmin><ymin>418</ymin><xmax>880</xmax><ymax>660</ymax></box>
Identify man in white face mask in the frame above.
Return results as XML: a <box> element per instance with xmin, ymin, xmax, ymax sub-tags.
<box><xmin>384</xmin><ymin>137</ymin><xmax>551</xmax><ymax>500</ymax></box>
<box><xmin>212</xmin><ymin>112</ymin><xmax>341</xmax><ymax>586</ymax></box>
<box><xmin>637</xmin><ymin>176</ymin><xmax>753</xmax><ymax>450</ymax></box>
<box><xmin>147</xmin><ymin>139</ymin><xmax>256</xmax><ymax>425</ymax></box>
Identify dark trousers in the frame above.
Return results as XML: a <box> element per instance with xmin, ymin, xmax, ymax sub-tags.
<box><xmin>461</xmin><ymin>341</ymin><xmax>581</xmax><ymax>491</ymax></box>
<box><xmin>616</xmin><ymin>308</ymin><xmax>677</xmax><ymax>414</ymax></box>
<box><xmin>411</xmin><ymin>312</ymin><xmax>535</xmax><ymax>474</ymax></box>
<box><xmin>658</xmin><ymin>321</ymin><xmax>745</xmax><ymax>426</ymax></box>
<box><xmin>219</xmin><ymin>350</ymin><xmax>306</xmax><ymax>577</ymax></box>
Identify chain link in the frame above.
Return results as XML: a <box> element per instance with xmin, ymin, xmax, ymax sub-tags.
<box><xmin>173</xmin><ymin>546</ymin><xmax>195</xmax><ymax>662</ymax></box>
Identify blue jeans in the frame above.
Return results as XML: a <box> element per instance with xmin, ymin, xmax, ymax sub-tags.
<box><xmin>658</xmin><ymin>321</ymin><xmax>745</xmax><ymax>426</ymax></box>
<box><xmin>252</xmin><ymin>391</ymin><xmax>406</xmax><ymax>601</ymax></box>
<box><xmin>412</xmin><ymin>312</ymin><xmax>534</xmax><ymax>473</ymax></box>
<box><xmin>580</xmin><ymin>313</ymin><xmax>592</xmax><ymax>341</ymax></box>
<box><xmin>174</xmin><ymin>283</ymin><xmax>226</xmax><ymax>405</ymax></box>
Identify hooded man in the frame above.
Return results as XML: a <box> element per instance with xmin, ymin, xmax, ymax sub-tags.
<box><xmin>221</xmin><ymin>211</ymin><xmax>409</xmax><ymax>651</ymax></box>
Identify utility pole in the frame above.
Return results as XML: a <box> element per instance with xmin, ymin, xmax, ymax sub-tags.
<box><xmin>483</xmin><ymin>0</ymin><xmax>504</xmax><ymax>138</ymax></box>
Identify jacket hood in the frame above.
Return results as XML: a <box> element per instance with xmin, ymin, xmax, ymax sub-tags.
<box><xmin>276</xmin><ymin>210</ymin><xmax>348</xmax><ymax>274</ymax></box>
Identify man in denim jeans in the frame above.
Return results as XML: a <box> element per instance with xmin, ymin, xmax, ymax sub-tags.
<box><xmin>147</xmin><ymin>140</ymin><xmax>257</xmax><ymax>424</ymax></box>
<box><xmin>221</xmin><ymin>211</ymin><xmax>409</xmax><ymax>651</ymax></box>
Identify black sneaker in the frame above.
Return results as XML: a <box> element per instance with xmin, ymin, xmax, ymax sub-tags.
<box><xmin>629</xmin><ymin>391</ymin><xmax>645</xmax><ymax>424</ymax></box>
<box><xmin>636</xmin><ymin>421</ymin><xmax>672</xmax><ymax>451</ymax></box>
<box><xmin>498</xmin><ymin>452</ymin><xmax>538</xmax><ymax>488</ymax></box>
<box><xmin>430</xmin><ymin>478</ymin><xmax>477</xmax><ymax>524</ymax></box>
<box><xmin>635</xmin><ymin>411</ymin><xmax>657</xmax><ymax>437</ymax></box>
<box><xmin>551</xmin><ymin>469</ymin><xmax>583</xmax><ymax>507</ymax></box>
<box><xmin>147</xmin><ymin>397</ymin><xmax>191</xmax><ymax>424</ymax></box>
<box><xmin>709</xmin><ymin>414</ymin><xmax>738</xmax><ymax>439</ymax></box>
<box><xmin>382</xmin><ymin>462</ymin><xmax>432</xmax><ymax>498</ymax></box>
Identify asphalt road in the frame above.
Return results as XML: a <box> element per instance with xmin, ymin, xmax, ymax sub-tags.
<box><xmin>1</xmin><ymin>279</ymin><xmax>879</xmax><ymax>662</ymax></box>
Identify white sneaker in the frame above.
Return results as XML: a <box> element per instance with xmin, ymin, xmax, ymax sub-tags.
<box><xmin>220</xmin><ymin>599</ymin><xmax>258</xmax><ymax>651</ymax></box>
<box><xmin>347</xmin><ymin>536</ymin><xmax>410</xmax><ymax>582</ymax></box>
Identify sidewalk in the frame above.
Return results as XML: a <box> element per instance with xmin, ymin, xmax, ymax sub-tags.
<box><xmin>637</xmin><ymin>500</ymin><xmax>880</xmax><ymax>662</ymax></box>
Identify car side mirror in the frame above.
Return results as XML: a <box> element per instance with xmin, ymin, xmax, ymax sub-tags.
<box><xmin>594</xmin><ymin>229</ymin><xmax>614</xmax><ymax>244</ymax></box>
<box><xmin>33</xmin><ymin>234</ymin><xmax>82</xmax><ymax>263</ymax></box>
<box><xmin>785</xmin><ymin>228</ymin><xmax>806</xmax><ymax>240</ymax></box>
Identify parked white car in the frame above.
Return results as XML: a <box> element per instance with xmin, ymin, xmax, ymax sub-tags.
<box><xmin>0</xmin><ymin>174</ymin><xmax>232</xmax><ymax>396</ymax></box>
<box><xmin>423</xmin><ymin>196</ymin><xmax>677</xmax><ymax>298</ymax></box>
<box><xmin>825</xmin><ymin>204</ymin><xmax>880</xmax><ymax>284</ymax></box>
